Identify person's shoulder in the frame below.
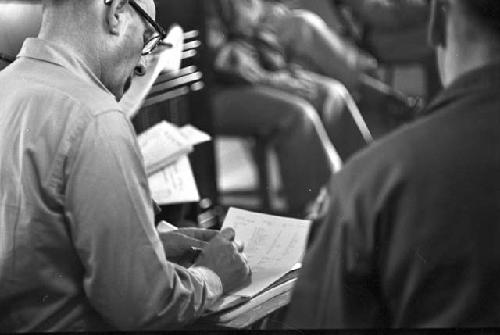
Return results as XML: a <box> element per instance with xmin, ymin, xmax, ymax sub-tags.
<box><xmin>339</xmin><ymin>112</ymin><xmax>446</xmax><ymax>184</ymax></box>
<box><xmin>8</xmin><ymin>59</ymin><xmax>122</xmax><ymax>119</ymax></box>
<box><xmin>36</xmin><ymin>78</ymin><xmax>124</xmax><ymax>124</ymax></box>
<box><xmin>43</xmin><ymin>71</ymin><xmax>120</xmax><ymax>118</ymax></box>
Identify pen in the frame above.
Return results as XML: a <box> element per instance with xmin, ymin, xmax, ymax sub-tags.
<box><xmin>190</xmin><ymin>247</ymin><xmax>203</xmax><ymax>263</ymax></box>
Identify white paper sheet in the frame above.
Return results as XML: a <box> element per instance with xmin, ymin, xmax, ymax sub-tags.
<box><xmin>139</xmin><ymin>121</ymin><xmax>193</xmax><ymax>175</ymax></box>
<box><xmin>138</xmin><ymin>121</ymin><xmax>212</xmax><ymax>176</ymax></box>
<box><xmin>179</xmin><ymin>125</ymin><xmax>212</xmax><ymax>146</ymax></box>
<box><xmin>221</xmin><ymin>208</ymin><xmax>311</xmax><ymax>297</ymax></box>
<box><xmin>148</xmin><ymin>155</ymin><xmax>200</xmax><ymax>205</ymax></box>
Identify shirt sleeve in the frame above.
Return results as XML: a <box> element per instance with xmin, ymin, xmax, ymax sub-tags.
<box><xmin>156</xmin><ymin>223</ymin><xmax>223</xmax><ymax>308</ymax></box>
<box><xmin>188</xmin><ymin>267</ymin><xmax>223</xmax><ymax>309</ymax></box>
<box><xmin>64</xmin><ymin>110</ymin><xmax>222</xmax><ymax>330</ymax></box>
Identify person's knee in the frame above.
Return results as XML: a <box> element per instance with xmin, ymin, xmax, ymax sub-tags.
<box><xmin>322</xmin><ymin>80</ymin><xmax>350</xmax><ymax>111</ymax></box>
<box><xmin>278</xmin><ymin>10</ymin><xmax>330</xmax><ymax>56</ymax></box>
<box><xmin>286</xmin><ymin>11</ymin><xmax>331</xmax><ymax>41</ymax></box>
<box><xmin>330</xmin><ymin>80</ymin><xmax>350</xmax><ymax>97</ymax></box>
<box><xmin>286</xmin><ymin>99</ymin><xmax>324</xmax><ymax>131</ymax></box>
<box><xmin>289</xmin><ymin>10</ymin><xmax>327</xmax><ymax>30</ymax></box>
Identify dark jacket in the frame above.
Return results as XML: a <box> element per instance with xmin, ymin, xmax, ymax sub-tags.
<box><xmin>286</xmin><ymin>63</ymin><xmax>500</xmax><ymax>328</ymax></box>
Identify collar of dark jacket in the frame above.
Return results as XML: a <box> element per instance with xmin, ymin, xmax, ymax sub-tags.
<box><xmin>421</xmin><ymin>62</ymin><xmax>500</xmax><ymax>117</ymax></box>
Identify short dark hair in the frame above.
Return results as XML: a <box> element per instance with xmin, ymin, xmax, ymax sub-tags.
<box><xmin>460</xmin><ymin>0</ymin><xmax>500</xmax><ymax>35</ymax></box>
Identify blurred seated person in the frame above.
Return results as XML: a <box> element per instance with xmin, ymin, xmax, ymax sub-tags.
<box><xmin>207</xmin><ymin>0</ymin><xmax>377</xmax><ymax>217</ymax></box>
<box><xmin>326</xmin><ymin>0</ymin><xmax>435</xmax><ymax>132</ymax></box>
<box><xmin>322</xmin><ymin>0</ymin><xmax>438</xmax><ymax>103</ymax></box>
<box><xmin>293</xmin><ymin>0</ymin><xmax>432</xmax><ymax>138</ymax></box>
<box><xmin>331</xmin><ymin>0</ymin><xmax>431</xmax><ymax>62</ymax></box>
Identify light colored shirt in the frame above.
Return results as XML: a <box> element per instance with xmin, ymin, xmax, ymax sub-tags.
<box><xmin>0</xmin><ymin>38</ymin><xmax>222</xmax><ymax>332</ymax></box>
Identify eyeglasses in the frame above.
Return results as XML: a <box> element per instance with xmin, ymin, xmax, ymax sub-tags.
<box><xmin>128</xmin><ymin>0</ymin><xmax>168</xmax><ymax>55</ymax></box>
<box><xmin>104</xmin><ymin>0</ymin><xmax>168</xmax><ymax>55</ymax></box>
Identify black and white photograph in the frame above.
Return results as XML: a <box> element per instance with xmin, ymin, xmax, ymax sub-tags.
<box><xmin>0</xmin><ymin>0</ymin><xmax>499</xmax><ymax>332</ymax></box>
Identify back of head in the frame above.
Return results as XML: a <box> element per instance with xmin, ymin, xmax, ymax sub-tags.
<box><xmin>430</xmin><ymin>0</ymin><xmax>500</xmax><ymax>86</ymax></box>
<box><xmin>40</xmin><ymin>0</ymin><xmax>90</xmax><ymax>28</ymax></box>
<box><xmin>459</xmin><ymin>0</ymin><xmax>500</xmax><ymax>38</ymax></box>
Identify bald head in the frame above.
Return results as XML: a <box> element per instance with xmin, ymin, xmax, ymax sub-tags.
<box><xmin>447</xmin><ymin>0</ymin><xmax>500</xmax><ymax>48</ymax></box>
<box><xmin>459</xmin><ymin>0</ymin><xmax>500</xmax><ymax>36</ymax></box>
<box><xmin>38</xmin><ymin>0</ymin><xmax>157</xmax><ymax>99</ymax></box>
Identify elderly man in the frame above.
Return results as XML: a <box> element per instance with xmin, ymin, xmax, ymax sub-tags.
<box><xmin>0</xmin><ymin>0</ymin><xmax>250</xmax><ymax>332</ymax></box>
<box><xmin>287</xmin><ymin>0</ymin><xmax>500</xmax><ymax>329</ymax></box>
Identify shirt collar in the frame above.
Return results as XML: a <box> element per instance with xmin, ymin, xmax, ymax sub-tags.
<box><xmin>18</xmin><ymin>38</ymin><xmax>114</xmax><ymax>97</ymax></box>
<box><xmin>422</xmin><ymin>62</ymin><xmax>500</xmax><ymax>117</ymax></box>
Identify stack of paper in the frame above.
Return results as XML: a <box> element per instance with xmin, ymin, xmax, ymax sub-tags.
<box><xmin>138</xmin><ymin>121</ymin><xmax>210</xmax><ymax>205</ymax></box>
<box><xmin>207</xmin><ymin>208</ymin><xmax>311</xmax><ymax>313</ymax></box>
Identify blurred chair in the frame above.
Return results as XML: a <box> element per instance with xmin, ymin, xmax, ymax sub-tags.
<box><xmin>191</xmin><ymin>0</ymin><xmax>279</xmax><ymax>214</ymax></box>
<box><xmin>217</xmin><ymin>131</ymin><xmax>275</xmax><ymax>214</ymax></box>
<box><xmin>132</xmin><ymin>0</ymin><xmax>224</xmax><ymax>227</ymax></box>
<box><xmin>134</xmin><ymin>29</ymin><xmax>212</xmax><ymax>227</ymax></box>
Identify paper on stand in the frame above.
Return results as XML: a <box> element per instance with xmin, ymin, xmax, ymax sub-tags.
<box><xmin>179</xmin><ymin>125</ymin><xmax>211</xmax><ymax>146</ymax></box>
<box><xmin>148</xmin><ymin>155</ymin><xmax>200</xmax><ymax>205</ymax></box>
<box><xmin>138</xmin><ymin>121</ymin><xmax>211</xmax><ymax>176</ymax></box>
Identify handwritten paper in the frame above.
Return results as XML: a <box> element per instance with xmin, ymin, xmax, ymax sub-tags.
<box><xmin>222</xmin><ymin>208</ymin><xmax>311</xmax><ymax>297</ymax></box>
<box><xmin>148</xmin><ymin>155</ymin><xmax>200</xmax><ymax>205</ymax></box>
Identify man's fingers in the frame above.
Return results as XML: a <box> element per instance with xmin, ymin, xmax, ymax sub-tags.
<box><xmin>220</xmin><ymin>227</ymin><xmax>235</xmax><ymax>241</ymax></box>
<box><xmin>170</xmin><ymin>232</ymin><xmax>208</xmax><ymax>249</ymax></box>
<box><xmin>176</xmin><ymin>227</ymin><xmax>219</xmax><ymax>242</ymax></box>
<box><xmin>240</xmin><ymin>251</ymin><xmax>248</xmax><ymax>264</ymax></box>
<box><xmin>220</xmin><ymin>228</ymin><xmax>243</xmax><ymax>251</ymax></box>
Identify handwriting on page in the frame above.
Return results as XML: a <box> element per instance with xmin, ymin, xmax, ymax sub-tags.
<box><xmin>222</xmin><ymin>208</ymin><xmax>310</xmax><ymax>297</ymax></box>
<box><xmin>148</xmin><ymin>155</ymin><xmax>200</xmax><ymax>205</ymax></box>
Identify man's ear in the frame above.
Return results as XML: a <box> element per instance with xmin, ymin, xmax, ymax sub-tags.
<box><xmin>104</xmin><ymin>0</ymin><xmax>129</xmax><ymax>36</ymax></box>
<box><xmin>429</xmin><ymin>0</ymin><xmax>448</xmax><ymax>48</ymax></box>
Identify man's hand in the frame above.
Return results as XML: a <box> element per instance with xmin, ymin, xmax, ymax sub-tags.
<box><xmin>159</xmin><ymin>228</ymin><xmax>219</xmax><ymax>266</ymax></box>
<box><xmin>194</xmin><ymin>228</ymin><xmax>251</xmax><ymax>294</ymax></box>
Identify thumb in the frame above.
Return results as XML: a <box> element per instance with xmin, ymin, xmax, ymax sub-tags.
<box><xmin>220</xmin><ymin>227</ymin><xmax>235</xmax><ymax>241</ymax></box>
